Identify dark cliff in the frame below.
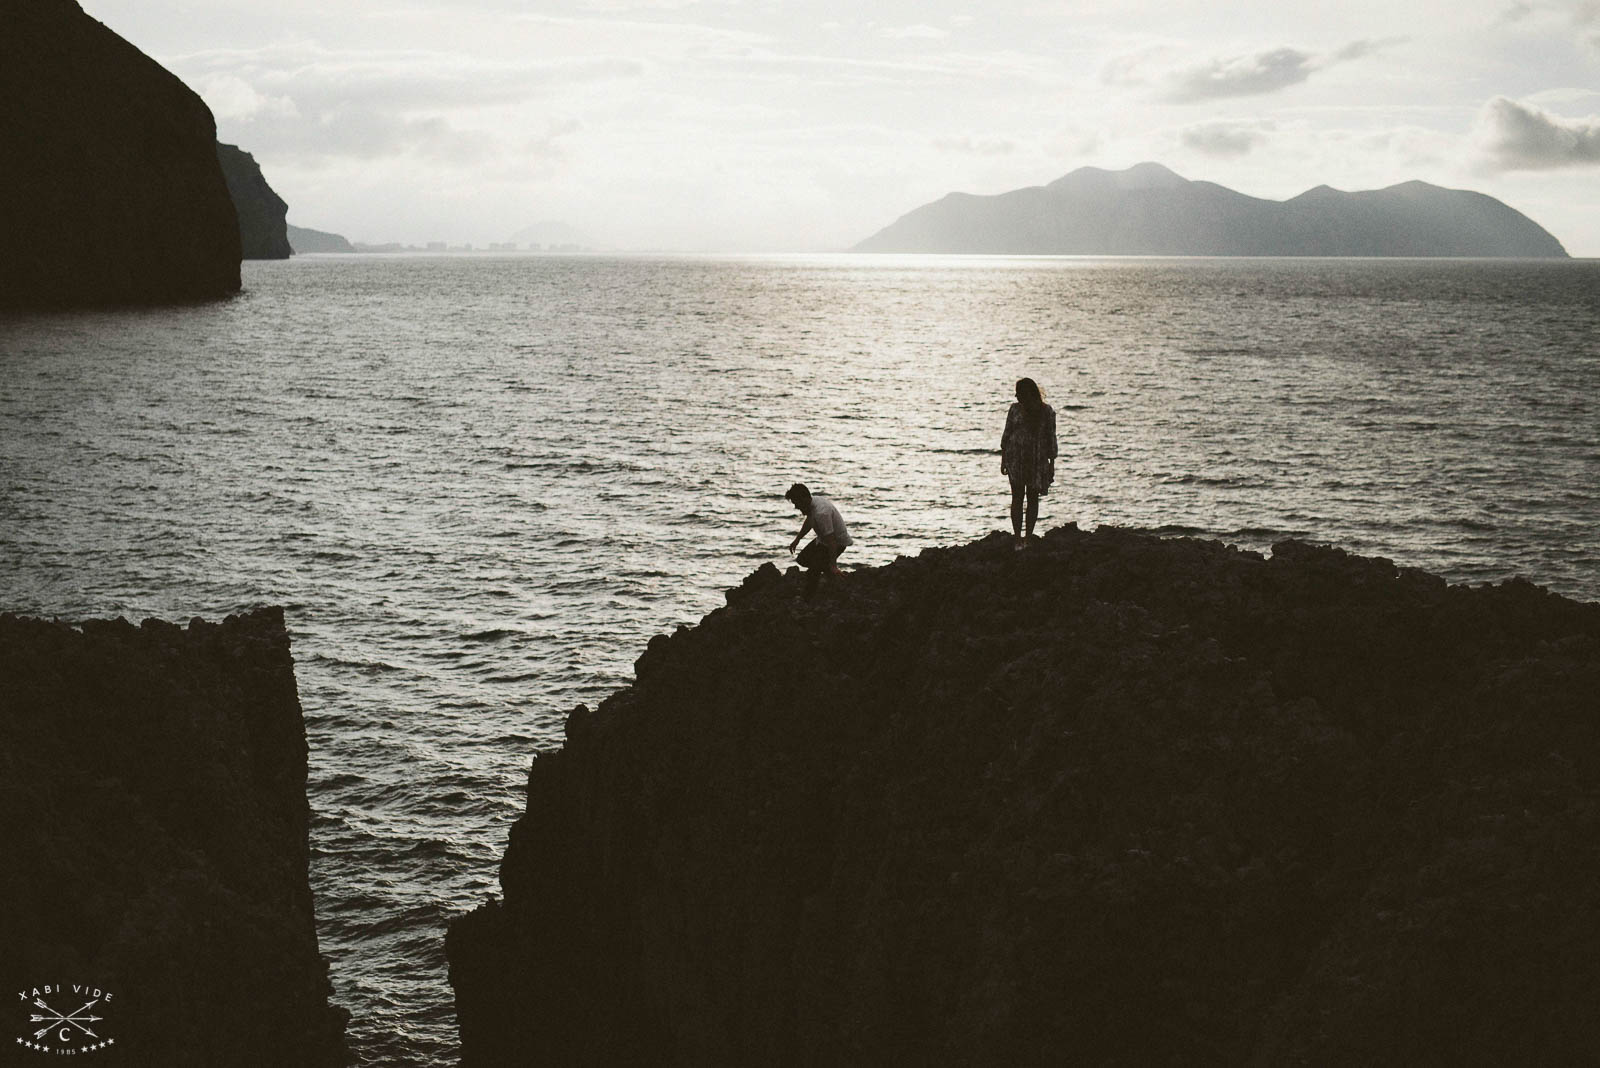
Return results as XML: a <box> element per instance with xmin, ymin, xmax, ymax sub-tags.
<box><xmin>853</xmin><ymin>162</ymin><xmax>1569</xmax><ymax>257</ymax></box>
<box><xmin>448</xmin><ymin>526</ymin><xmax>1600</xmax><ymax>1066</ymax></box>
<box><xmin>218</xmin><ymin>143</ymin><xmax>292</xmax><ymax>260</ymax></box>
<box><xmin>0</xmin><ymin>608</ymin><xmax>347</xmax><ymax>1066</ymax></box>
<box><xmin>0</xmin><ymin>0</ymin><xmax>241</xmax><ymax>308</ymax></box>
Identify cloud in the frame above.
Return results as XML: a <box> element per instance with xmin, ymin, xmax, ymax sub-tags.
<box><xmin>272</xmin><ymin>53</ymin><xmax>638</xmax><ymax>111</ymax></box>
<box><xmin>1354</xmin><ymin>125</ymin><xmax>1455</xmax><ymax>169</ymax></box>
<box><xmin>1099</xmin><ymin>47</ymin><xmax>1169</xmax><ymax>90</ymax></box>
<box><xmin>510</xmin><ymin>12</ymin><xmax>769</xmax><ymax>51</ymax></box>
<box><xmin>578</xmin><ymin>0</ymin><xmax>736</xmax><ymax>9</ymax></box>
<box><xmin>1106</xmin><ymin>39</ymin><xmax>1401</xmax><ymax>104</ymax></box>
<box><xmin>1166</xmin><ymin>47</ymin><xmax>1319</xmax><ymax>101</ymax></box>
<box><xmin>1331</xmin><ymin>37</ymin><xmax>1406</xmax><ymax>62</ymax></box>
<box><xmin>1574</xmin><ymin>0</ymin><xmax>1600</xmax><ymax>49</ymax></box>
<box><xmin>195</xmin><ymin>73</ymin><xmax>299</xmax><ymax>122</ymax></box>
<box><xmin>173</xmin><ymin>43</ymin><xmax>640</xmax><ymax>165</ymax></box>
<box><xmin>932</xmin><ymin>135</ymin><xmax>1016</xmax><ymax>155</ymax></box>
<box><xmin>880</xmin><ymin>24</ymin><xmax>950</xmax><ymax>41</ymax></box>
<box><xmin>1495</xmin><ymin>1</ymin><xmax>1600</xmax><ymax>49</ymax></box>
<box><xmin>1524</xmin><ymin>87</ymin><xmax>1600</xmax><ymax>106</ymax></box>
<box><xmin>523</xmin><ymin>119</ymin><xmax>582</xmax><ymax>161</ymax></box>
<box><xmin>1180</xmin><ymin>121</ymin><xmax>1272</xmax><ymax>157</ymax></box>
<box><xmin>1473</xmin><ymin>96</ymin><xmax>1600</xmax><ymax>170</ymax></box>
<box><xmin>703</xmin><ymin>48</ymin><xmax>1059</xmax><ymax>92</ymax></box>
<box><xmin>1053</xmin><ymin>128</ymin><xmax>1103</xmax><ymax>159</ymax></box>
<box><xmin>177</xmin><ymin>41</ymin><xmax>643</xmax><ymax>109</ymax></box>
<box><xmin>225</xmin><ymin>107</ymin><xmax>496</xmax><ymax>165</ymax></box>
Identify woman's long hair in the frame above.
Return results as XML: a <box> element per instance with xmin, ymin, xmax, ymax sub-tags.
<box><xmin>1015</xmin><ymin>377</ymin><xmax>1045</xmax><ymax>420</ymax></box>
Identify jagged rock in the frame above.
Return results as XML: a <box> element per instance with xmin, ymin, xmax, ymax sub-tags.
<box><xmin>0</xmin><ymin>608</ymin><xmax>348</xmax><ymax>1066</ymax></box>
<box><xmin>217</xmin><ymin>143</ymin><xmax>291</xmax><ymax>260</ymax></box>
<box><xmin>0</xmin><ymin>0</ymin><xmax>241</xmax><ymax>307</ymax></box>
<box><xmin>724</xmin><ymin>561</ymin><xmax>783</xmax><ymax>608</ymax></box>
<box><xmin>448</xmin><ymin>527</ymin><xmax>1600</xmax><ymax>1066</ymax></box>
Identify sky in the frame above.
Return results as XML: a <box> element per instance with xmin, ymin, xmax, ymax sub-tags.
<box><xmin>84</xmin><ymin>0</ymin><xmax>1600</xmax><ymax>254</ymax></box>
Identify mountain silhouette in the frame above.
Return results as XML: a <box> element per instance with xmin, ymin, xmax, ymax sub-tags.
<box><xmin>852</xmin><ymin>163</ymin><xmax>1568</xmax><ymax>257</ymax></box>
<box><xmin>287</xmin><ymin>223</ymin><xmax>356</xmax><ymax>254</ymax></box>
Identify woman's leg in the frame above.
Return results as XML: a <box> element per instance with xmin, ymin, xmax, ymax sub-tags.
<box><xmin>1025</xmin><ymin>487</ymin><xmax>1040</xmax><ymax>537</ymax></box>
<box><xmin>1010</xmin><ymin>479</ymin><xmax>1025</xmax><ymax>538</ymax></box>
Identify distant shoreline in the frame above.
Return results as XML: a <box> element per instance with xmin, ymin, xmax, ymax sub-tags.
<box><xmin>263</xmin><ymin>250</ymin><xmax>1600</xmax><ymax>261</ymax></box>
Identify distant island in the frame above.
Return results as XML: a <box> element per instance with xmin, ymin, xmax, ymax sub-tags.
<box><xmin>287</xmin><ymin>224</ymin><xmax>356</xmax><ymax>254</ymax></box>
<box><xmin>337</xmin><ymin>240</ymin><xmax>593</xmax><ymax>254</ymax></box>
<box><xmin>853</xmin><ymin>162</ymin><xmax>1568</xmax><ymax>258</ymax></box>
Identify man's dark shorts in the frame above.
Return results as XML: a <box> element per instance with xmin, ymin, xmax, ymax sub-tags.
<box><xmin>797</xmin><ymin>540</ymin><xmax>841</xmax><ymax>571</ymax></box>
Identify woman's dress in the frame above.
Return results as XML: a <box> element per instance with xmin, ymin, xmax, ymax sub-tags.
<box><xmin>1001</xmin><ymin>402</ymin><xmax>1057</xmax><ymax>492</ymax></box>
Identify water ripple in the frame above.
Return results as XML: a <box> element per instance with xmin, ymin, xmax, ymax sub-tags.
<box><xmin>1</xmin><ymin>253</ymin><xmax>1597</xmax><ymax>1065</ymax></box>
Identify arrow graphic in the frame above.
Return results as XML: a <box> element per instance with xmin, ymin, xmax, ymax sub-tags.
<box><xmin>28</xmin><ymin>998</ymin><xmax>101</xmax><ymax>1041</ymax></box>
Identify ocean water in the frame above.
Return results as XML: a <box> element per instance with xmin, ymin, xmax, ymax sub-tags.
<box><xmin>2</xmin><ymin>253</ymin><xmax>1597</xmax><ymax>1064</ymax></box>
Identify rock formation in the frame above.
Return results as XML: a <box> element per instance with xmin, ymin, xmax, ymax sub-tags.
<box><xmin>217</xmin><ymin>143</ymin><xmax>292</xmax><ymax>260</ymax></box>
<box><xmin>449</xmin><ymin>526</ymin><xmax>1600</xmax><ymax>1066</ymax></box>
<box><xmin>0</xmin><ymin>608</ymin><xmax>348</xmax><ymax>1065</ymax></box>
<box><xmin>0</xmin><ymin>0</ymin><xmax>241</xmax><ymax>307</ymax></box>
<box><xmin>853</xmin><ymin>162</ymin><xmax>1570</xmax><ymax>257</ymax></box>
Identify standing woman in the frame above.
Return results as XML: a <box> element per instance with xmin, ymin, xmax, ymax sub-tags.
<box><xmin>1000</xmin><ymin>377</ymin><xmax>1057</xmax><ymax>548</ymax></box>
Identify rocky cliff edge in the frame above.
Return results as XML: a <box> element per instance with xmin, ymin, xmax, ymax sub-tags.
<box><xmin>448</xmin><ymin>526</ymin><xmax>1600</xmax><ymax>1066</ymax></box>
<box><xmin>0</xmin><ymin>0</ymin><xmax>241</xmax><ymax>307</ymax></box>
<box><xmin>217</xmin><ymin>143</ymin><xmax>292</xmax><ymax>260</ymax></box>
<box><xmin>0</xmin><ymin>608</ymin><xmax>347</xmax><ymax>1066</ymax></box>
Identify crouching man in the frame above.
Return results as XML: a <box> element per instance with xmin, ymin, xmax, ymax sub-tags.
<box><xmin>785</xmin><ymin>482</ymin><xmax>853</xmax><ymax>600</ymax></box>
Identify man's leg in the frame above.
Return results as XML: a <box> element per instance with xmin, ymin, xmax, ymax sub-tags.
<box><xmin>797</xmin><ymin>540</ymin><xmax>824</xmax><ymax>599</ymax></box>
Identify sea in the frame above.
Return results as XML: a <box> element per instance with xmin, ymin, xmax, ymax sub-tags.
<box><xmin>3</xmin><ymin>253</ymin><xmax>1597</xmax><ymax>1065</ymax></box>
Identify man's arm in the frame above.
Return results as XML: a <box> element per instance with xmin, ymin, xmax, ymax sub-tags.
<box><xmin>789</xmin><ymin>516</ymin><xmax>813</xmax><ymax>554</ymax></box>
<box><xmin>1001</xmin><ymin>404</ymin><xmax>1014</xmax><ymax>474</ymax></box>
